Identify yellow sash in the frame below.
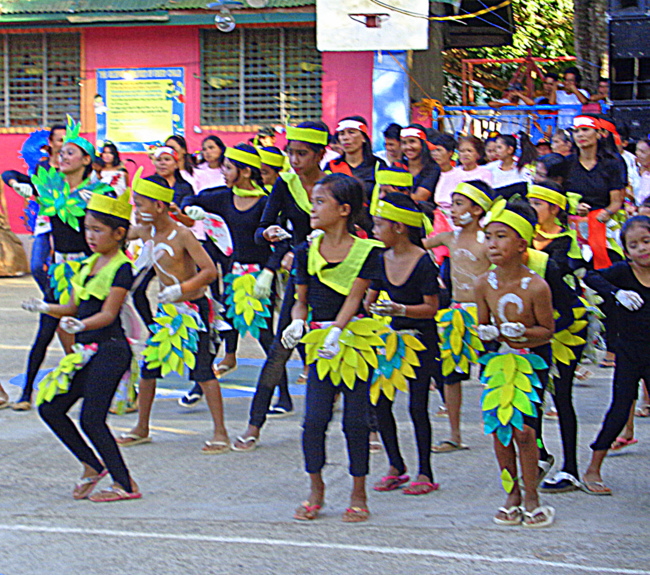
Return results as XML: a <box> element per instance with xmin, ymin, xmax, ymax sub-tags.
<box><xmin>71</xmin><ymin>251</ymin><xmax>132</xmax><ymax>305</ymax></box>
<box><xmin>308</xmin><ymin>234</ymin><xmax>383</xmax><ymax>295</ymax></box>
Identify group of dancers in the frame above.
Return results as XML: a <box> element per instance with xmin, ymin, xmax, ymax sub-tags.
<box><xmin>2</xmin><ymin>112</ymin><xmax>648</xmax><ymax>527</ymax></box>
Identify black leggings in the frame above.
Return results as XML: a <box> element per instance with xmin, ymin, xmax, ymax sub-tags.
<box><xmin>302</xmin><ymin>365</ymin><xmax>370</xmax><ymax>477</ymax></box>
<box><xmin>550</xmin><ymin>336</ymin><xmax>586</xmax><ymax>477</ymax></box>
<box><xmin>591</xmin><ymin>344</ymin><xmax>650</xmax><ymax>451</ymax></box>
<box><xmin>375</xmin><ymin>357</ymin><xmax>433</xmax><ymax>480</ymax></box>
<box><xmin>38</xmin><ymin>339</ymin><xmax>134</xmax><ymax>492</ymax></box>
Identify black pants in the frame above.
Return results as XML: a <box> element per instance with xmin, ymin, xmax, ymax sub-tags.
<box><xmin>201</xmin><ymin>239</ymin><xmax>231</xmax><ymax>302</ymax></box>
<box><xmin>550</xmin><ymin>334</ymin><xmax>586</xmax><ymax>477</ymax></box>
<box><xmin>375</xmin><ymin>356</ymin><xmax>433</xmax><ymax>480</ymax></box>
<box><xmin>591</xmin><ymin>343</ymin><xmax>650</xmax><ymax>451</ymax></box>
<box><xmin>247</xmin><ymin>275</ymin><xmax>298</xmax><ymax>428</ymax></box>
<box><xmin>302</xmin><ymin>365</ymin><xmax>370</xmax><ymax>477</ymax></box>
<box><xmin>22</xmin><ymin>288</ymin><xmax>59</xmax><ymax>403</ymax></box>
<box><xmin>39</xmin><ymin>339</ymin><xmax>134</xmax><ymax>492</ymax></box>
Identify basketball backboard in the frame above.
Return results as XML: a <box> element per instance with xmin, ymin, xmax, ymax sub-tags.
<box><xmin>316</xmin><ymin>0</ymin><xmax>430</xmax><ymax>52</ymax></box>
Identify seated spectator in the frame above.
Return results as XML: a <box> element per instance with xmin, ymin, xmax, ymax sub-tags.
<box><xmin>488</xmin><ymin>83</ymin><xmax>534</xmax><ymax>135</ymax></box>
<box><xmin>555</xmin><ymin>66</ymin><xmax>590</xmax><ymax>129</ymax></box>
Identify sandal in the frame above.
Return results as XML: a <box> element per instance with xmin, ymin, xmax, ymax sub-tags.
<box><xmin>403</xmin><ymin>481</ymin><xmax>440</xmax><ymax>495</ymax></box>
<box><xmin>635</xmin><ymin>404</ymin><xmax>650</xmax><ymax>418</ymax></box>
<box><xmin>373</xmin><ymin>474</ymin><xmax>409</xmax><ymax>492</ymax></box>
<box><xmin>201</xmin><ymin>440</ymin><xmax>230</xmax><ymax>455</ymax></box>
<box><xmin>369</xmin><ymin>441</ymin><xmax>383</xmax><ymax>454</ymax></box>
<box><xmin>294</xmin><ymin>501</ymin><xmax>322</xmax><ymax>521</ymax></box>
<box><xmin>611</xmin><ymin>437</ymin><xmax>638</xmax><ymax>451</ymax></box>
<box><xmin>431</xmin><ymin>440</ymin><xmax>469</xmax><ymax>454</ymax></box>
<box><xmin>11</xmin><ymin>401</ymin><xmax>31</xmax><ymax>411</ymax></box>
<box><xmin>73</xmin><ymin>469</ymin><xmax>108</xmax><ymax>500</ymax></box>
<box><xmin>580</xmin><ymin>478</ymin><xmax>612</xmax><ymax>496</ymax></box>
<box><xmin>89</xmin><ymin>485</ymin><xmax>142</xmax><ymax>502</ymax></box>
<box><xmin>493</xmin><ymin>505</ymin><xmax>523</xmax><ymax>526</ymax></box>
<box><xmin>116</xmin><ymin>433</ymin><xmax>152</xmax><ymax>447</ymax></box>
<box><xmin>342</xmin><ymin>507</ymin><xmax>370</xmax><ymax>523</ymax></box>
<box><xmin>213</xmin><ymin>363</ymin><xmax>237</xmax><ymax>379</ymax></box>
<box><xmin>522</xmin><ymin>505</ymin><xmax>555</xmax><ymax>528</ymax></box>
<box><xmin>231</xmin><ymin>435</ymin><xmax>258</xmax><ymax>452</ymax></box>
<box><xmin>0</xmin><ymin>395</ymin><xmax>10</xmax><ymax>410</ymax></box>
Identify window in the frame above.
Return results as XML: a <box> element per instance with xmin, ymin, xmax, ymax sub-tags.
<box><xmin>201</xmin><ymin>27</ymin><xmax>322</xmax><ymax>126</ymax></box>
<box><xmin>0</xmin><ymin>32</ymin><xmax>81</xmax><ymax>128</ymax></box>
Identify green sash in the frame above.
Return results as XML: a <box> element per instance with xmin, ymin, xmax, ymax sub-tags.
<box><xmin>71</xmin><ymin>251</ymin><xmax>132</xmax><ymax>305</ymax></box>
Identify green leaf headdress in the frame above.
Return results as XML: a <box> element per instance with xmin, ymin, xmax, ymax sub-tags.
<box><xmin>64</xmin><ymin>115</ymin><xmax>95</xmax><ymax>157</ymax></box>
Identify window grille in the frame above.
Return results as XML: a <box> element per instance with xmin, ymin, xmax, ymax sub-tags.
<box><xmin>201</xmin><ymin>27</ymin><xmax>322</xmax><ymax>126</ymax></box>
<box><xmin>0</xmin><ymin>32</ymin><xmax>80</xmax><ymax>128</ymax></box>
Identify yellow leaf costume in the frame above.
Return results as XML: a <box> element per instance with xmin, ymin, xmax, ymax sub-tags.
<box><xmin>436</xmin><ymin>303</ymin><xmax>484</xmax><ymax>376</ymax></box>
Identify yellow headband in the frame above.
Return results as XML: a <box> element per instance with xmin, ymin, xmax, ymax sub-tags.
<box><xmin>485</xmin><ymin>198</ymin><xmax>534</xmax><ymax>245</ymax></box>
<box><xmin>286</xmin><ymin>126</ymin><xmax>329</xmax><ymax>145</ymax></box>
<box><xmin>87</xmin><ymin>190</ymin><xmax>132</xmax><ymax>221</ymax></box>
<box><xmin>376</xmin><ymin>169</ymin><xmax>413</xmax><ymax>188</ymax></box>
<box><xmin>131</xmin><ymin>166</ymin><xmax>174</xmax><ymax>203</ymax></box>
<box><xmin>527</xmin><ymin>184</ymin><xmax>566</xmax><ymax>211</ymax></box>
<box><xmin>258</xmin><ymin>148</ymin><xmax>285</xmax><ymax>168</ymax></box>
<box><xmin>372</xmin><ymin>199</ymin><xmax>433</xmax><ymax>236</ymax></box>
<box><xmin>225</xmin><ymin>147</ymin><xmax>261</xmax><ymax>169</ymax></box>
<box><xmin>454</xmin><ymin>182</ymin><xmax>493</xmax><ymax>212</ymax></box>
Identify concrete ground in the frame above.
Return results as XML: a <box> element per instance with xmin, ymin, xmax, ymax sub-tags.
<box><xmin>1</xmin><ymin>274</ymin><xmax>649</xmax><ymax>575</ymax></box>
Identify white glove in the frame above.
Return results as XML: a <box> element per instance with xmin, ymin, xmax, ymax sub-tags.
<box><xmin>500</xmin><ymin>322</ymin><xmax>527</xmax><ymax>339</ymax></box>
<box><xmin>254</xmin><ymin>269</ymin><xmax>274</xmax><ymax>300</ymax></box>
<box><xmin>318</xmin><ymin>327</ymin><xmax>342</xmax><ymax>359</ymax></box>
<box><xmin>274</xmin><ymin>228</ymin><xmax>292</xmax><ymax>241</ymax></box>
<box><xmin>185</xmin><ymin>206</ymin><xmax>207</xmax><ymax>221</ymax></box>
<box><xmin>281</xmin><ymin>319</ymin><xmax>305</xmax><ymax>349</ymax></box>
<box><xmin>21</xmin><ymin>297</ymin><xmax>50</xmax><ymax>314</ymax></box>
<box><xmin>307</xmin><ymin>229</ymin><xmax>324</xmax><ymax>244</ymax></box>
<box><xmin>369</xmin><ymin>300</ymin><xmax>406</xmax><ymax>317</ymax></box>
<box><xmin>477</xmin><ymin>324</ymin><xmax>499</xmax><ymax>341</ymax></box>
<box><xmin>158</xmin><ymin>284</ymin><xmax>183</xmax><ymax>304</ymax></box>
<box><xmin>79</xmin><ymin>189</ymin><xmax>93</xmax><ymax>203</ymax></box>
<box><xmin>616</xmin><ymin>289</ymin><xmax>644</xmax><ymax>311</ymax></box>
<box><xmin>13</xmin><ymin>182</ymin><xmax>33</xmax><ymax>198</ymax></box>
<box><xmin>60</xmin><ymin>317</ymin><xmax>86</xmax><ymax>334</ymax></box>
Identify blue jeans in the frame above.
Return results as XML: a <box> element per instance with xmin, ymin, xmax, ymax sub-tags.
<box><xmin>31</xmin><ymin>233</ymin><xmax>51</xmax><ymax>296</ymax></box>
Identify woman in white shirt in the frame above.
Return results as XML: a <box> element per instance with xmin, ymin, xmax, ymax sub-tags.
<box><xmin>194</xmin><ymin>135</ymin><xmax>227</xmax><ymax>191</ymax></box>
<box><xmin>487</xmin><ymin>133</ymin><xmax>536</xmax><ymax>197</ymax></box>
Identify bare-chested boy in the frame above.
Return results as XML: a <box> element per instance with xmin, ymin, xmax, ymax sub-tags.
<box><xmin>423</xmin><ymin>181</ymin><xmax>493</xmax><ymax>452</ymax></box>
<box><xmin>475</xmin><ymin>199</ymin><xmax>555</xmax><ymax>527</ymax></box>
<box><xmin>117</xmin><ymin>173</ymin><xmax>229</xmax><ymax>454</ymax></box>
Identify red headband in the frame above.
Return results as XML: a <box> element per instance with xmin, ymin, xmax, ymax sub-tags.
<box><xmin>599</xmin><ymin>119</ymin><xmax>622</xmax><ymax>146</ymax></box>
<box><xmin>573</xmin><ymin>116</ymin><xmax>599</xmax><ymax>130</ymax></box>
<box><xmin>336</xmin><ymin>119</ymin><xmax>369</xmax><ymax>135</ymax></box>
<box><xmin>400</xmin><ymin>127</ymin><xmax>427</xmax><ymax>141</ymax></box>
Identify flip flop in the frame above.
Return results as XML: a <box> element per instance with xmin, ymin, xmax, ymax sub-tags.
<box><xmin>493</xmin><ymin>505</ymin><xmax>523</xmax><ymax>526</ymax></box>
<box><xmin>213</xmin><ymin>364</ymin><xmax>237</xmax><ymax>379</ymax></box>
<box><xmin>611</xmin><ymin>437</ymin><xmax>638</xmax><ymax>451</ymax></box>
<box><xmin>635</xmin><ymin>404</ymin><xmax>650</xmax><ymax>418</ymax></box>
<box><xmin>342</xmin><ymin>507</ymin><xmax>370</xmax><ymax>523</ymax></box>
<box><xmin>296</xmin><ymin>371</ymin><xmax>308</xmax><ymax>384</ymax></box>
<box><xmin>89</xmin><ymin>485</ymin><xmax>142</xmax><ymax>502</ymax></box>
<box><xmin>373</xmin><ymin>474</ymin><xmax>410</xmax><ymax>492</ymax></box>
<box><xmin>0</xmin><ymin>397</ymin><xmax>10</xmax><ymax>410</ymax></box>
<box><xmin>522</xmin><ymin>505</ymin><xmax>555</xmax><ymax>528</ymax></box>
<box><xmin>294</xmin><ymin>501</ymin><xmax>323</xmax><ymax>521</ymax></box>
<box><xmin>267</xmin><ymin>406</ymin><xmax>294</xmax><ymax>419</ymax></box>
<box><xmin>73</xmin><ymin>469</ymin><xmax>108</xmax><ymax>500</ymax></box>
<box><xmin>116</xmin><ymin>433</ymin><xmax>152</xmax><ymax>447</ymax></box>
<box><xmin>539</xmin><ymin>471</ymin><xmax>581</xmax><ymax>493</ymax></box>
<box><xmin>369</xmin><ymin>441</ymin><xmax>383</xmax><ymax>454</ymax></box>
<box><xmin>580</xmin><ymin>478</ymin><xmax>612</xmax><ymax>496</ymax></box>
<box><xmin>403</xmin><ymin>481</ymin><xmax>440</xmax><ymax>495</ymax></box>
<box><xmin>431</xmin><ymin>440</ymin><xmax>469</xmax><ymax>454</ymax></box>
<box><xmin>231</xmin><ymin>435</ymin><xmax>258</xmax><ymax>452</ymax></box>
<box><xmin>201</xmin><ymin>440</ymin><xmax>230</xmax><ymax>455</ymax></box>
<box><xmin>11</xmin><ymin>401</ymin><xmax>31</xmax><ymax>411</ymax></box>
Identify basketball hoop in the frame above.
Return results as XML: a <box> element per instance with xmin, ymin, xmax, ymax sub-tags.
<box><xmin>349</xmin><ymin>13</ymin><xmax>390</xmax><ymax>28</ymax></box>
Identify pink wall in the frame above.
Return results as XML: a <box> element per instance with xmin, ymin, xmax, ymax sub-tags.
<box><xmin>0</xmin><ymin>30</ymin><xmax>375</xmax><ymax>233</ymax></box>
<box><xmin>321</xmin><ymin>52</ymin><xmax>374</xmax><ymax>137</ymax></box>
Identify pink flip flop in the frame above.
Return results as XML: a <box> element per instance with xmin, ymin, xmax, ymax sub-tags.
<box><xmin>402</xmin><ymin>481</ymin><xmax>440</xmax><ymax>495</ymax></box>
<box><xmin>373</xmin><ymin>474</ymin><xmax>410</xmax><ymax>492</ymax></box>
<box><xmin>611</xmin><ymin>437</ymin><xmax>638</xmax><ymax>451</ymax></box>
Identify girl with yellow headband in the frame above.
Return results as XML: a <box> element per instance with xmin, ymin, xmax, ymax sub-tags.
<box><xmin>232</xmin><ymin>121</ymin><xmax>329</xmax><ymax>450</ymax></box>
<box><xmin>258</xmin><ymin>145</ymin><xmax>285</xmax><ymax>191</ymax></box>
<box><xmin>22</xmin><ymin>190</ymin><xmax>141</xmax><ymax>501</ymax></box>
<box><xmin>365</xmin><ymin>193</ymin><xmax>441</xmax><ymax>495</ymax></box>
<box><xmin>527</xmin><ymin>181</ymin><xmax>590</xmax><ymax>493</ymax></box>
<box><xmin>182</xmin><ymin>144</ymin><xmax>278</xmax><ymax>384</ymax></box>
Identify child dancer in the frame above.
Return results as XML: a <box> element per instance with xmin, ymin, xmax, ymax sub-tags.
<box><xmin>366</xmin><ymin>193</ymin><xmax>440</xmax><ymax>495</ymax></box>
<box><xmin>283</xmin><ymin>174</ymin><xmax>383</xmax><ymax>522</ymax></box>
<box><xmin>527</xmin><ymin>182</ymin><xmax>588</xmax><ymax>492</ymax></box>
<box><xmin>22</xmin><ymin>191</ymin><xmax>140</xmax><ymax>501</ymax></box>
<box><xmin>231</xmin><ymin>122</ymin><xmax>329</xmax><ymax>450</ymax></box>
<box><xmin>475</xmin><ymin>199</ymin><xmax>555</xmax><ymax>527</ymax></box>
<box><xmin>117</xmin><ymin>171</ymin><xmax>226</xmax><ymax>453</ymax></box>
<box><xmin>581</xmin><ymin>216</ymin><xmax>650</xmax><ymax>494</ymax></box>
<box><xmin>258</xmin><ymin>146</ymin><xmax>285</xmax><ymax>191</ymax></box>
<box><xmin>423</xmin><ymin>181</ymin><xmax>493</xmax><ymax>452</ymax></box>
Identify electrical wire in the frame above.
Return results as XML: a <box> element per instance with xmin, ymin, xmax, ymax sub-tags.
<box><xmin>368</xmin><ymin>0</ymin><xmax>512</xmax><ymax>21</ymax></box>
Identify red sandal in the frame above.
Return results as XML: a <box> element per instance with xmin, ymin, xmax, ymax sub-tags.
<box><xmin>403</xmin><ymin>481</ymin><xmax>440</xmax><ymax>495</ymax></box>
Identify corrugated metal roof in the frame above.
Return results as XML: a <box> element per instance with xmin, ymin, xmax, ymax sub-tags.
<box><xmin>0</xmin><ymin>0</ymin><xmax>314</xmax><ymax>14</ymax></box>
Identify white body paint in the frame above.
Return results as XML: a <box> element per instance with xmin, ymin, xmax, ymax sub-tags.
<box><xmin>497</xmin><ymin>293</ymin><xmax>524</xmax><ymax>324</ymax></box>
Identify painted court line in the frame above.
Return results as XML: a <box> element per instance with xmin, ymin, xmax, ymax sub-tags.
<box><xmin>0</xmin><ymin>524</ymin><xmax>647</xmax><ymax>574</ymax></box>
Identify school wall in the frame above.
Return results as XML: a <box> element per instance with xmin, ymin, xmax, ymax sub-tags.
<box><xmin>0</xmin><ymin>25</ymin><xmax>375</xmax><ymax>233</ymax></box>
